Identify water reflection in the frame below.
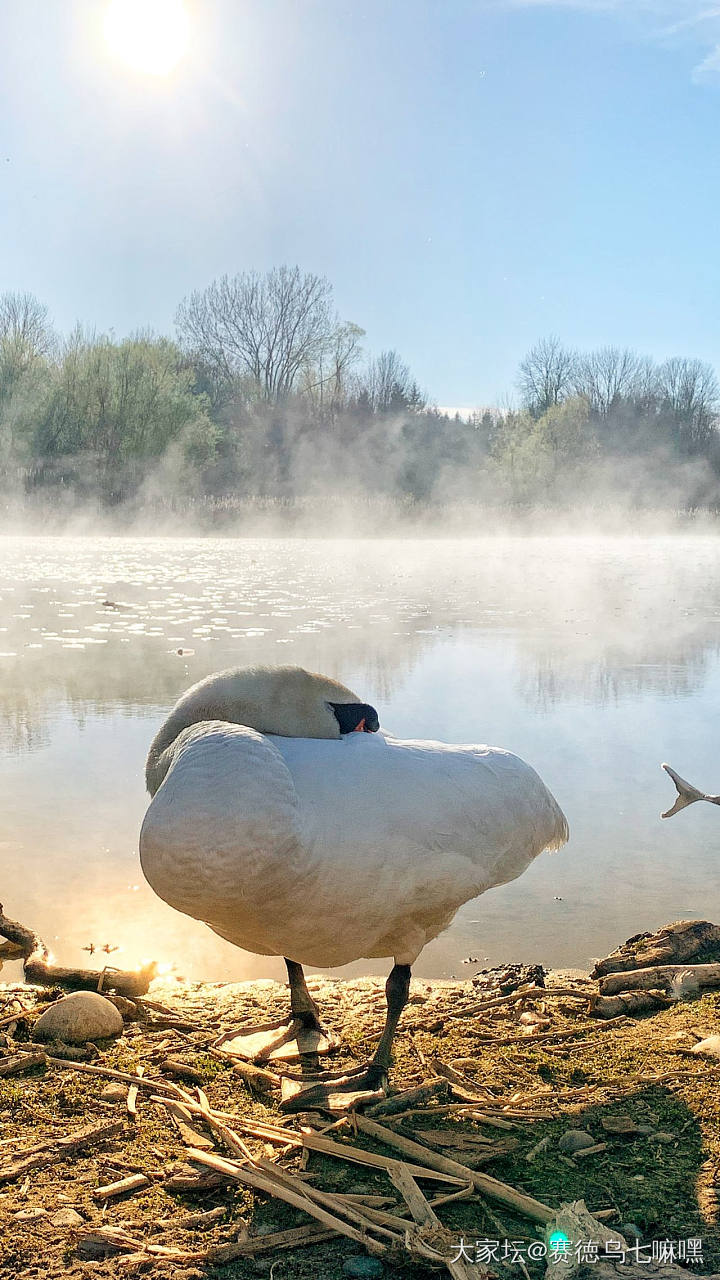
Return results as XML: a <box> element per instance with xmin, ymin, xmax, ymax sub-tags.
<box><xmin>1</xmin><ymin>534</ymin><xmax>720</xmax><ymax>981</ymax></box>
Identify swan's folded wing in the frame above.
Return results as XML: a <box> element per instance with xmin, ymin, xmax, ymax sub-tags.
<box><xmin>139</xmin><ymin>722</ymin><xmax>303</xmax><ymax>931</ymax></box>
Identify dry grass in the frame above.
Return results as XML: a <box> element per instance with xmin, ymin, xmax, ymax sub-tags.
<box><xmin>1</xmin><ymin>972</ymin><xmax>719</xmax><ymax>1279</ymax></box>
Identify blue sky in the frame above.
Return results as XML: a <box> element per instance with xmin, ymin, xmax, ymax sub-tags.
<box><xmin>0</xmin><ymin>0</ymin><xmax>719</xmax><ymax>405</ymax></box>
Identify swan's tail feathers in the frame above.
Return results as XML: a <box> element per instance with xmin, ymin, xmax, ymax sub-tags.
<box><xmin>661</xmin><ymin>763</ymin><xmax>713</xmax><ymax>819</ymax></box>
<box><xmin>544</xmin><ymin>797</ymin><xmax>570</xmax><ymax>851</ymax></box>
<box><xmin>549</xmin><ymin>810</ymin><xmax>570</xmax><ymax>851</ymax></box>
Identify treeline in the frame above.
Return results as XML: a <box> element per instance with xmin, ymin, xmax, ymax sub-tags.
<box><xmin>1</xmin><ymin>272</ymin><xmax>719</xmax><ymax>513</ymax></box>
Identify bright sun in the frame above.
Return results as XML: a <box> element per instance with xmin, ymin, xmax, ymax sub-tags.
<box><xmin>103</xmin><ymin>0</ymin><xmax>190</xmax><ymax>76</ymax></box>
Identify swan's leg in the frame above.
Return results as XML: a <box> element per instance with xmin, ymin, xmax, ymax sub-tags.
<box><xmin>286</xmin><ymin>958</ymin><xmax>322</xmax><ymax>1029</ymax></box>
<box><xmin>280</xmin><ymin>963</ymin><xmax>411</xmax><ymax>1110</ymax></box>
<box><xmin>363</xmin><ymin>962</ymin><xmax>411</xmax><ymax>1086</ymax></box>
<box><xmin>213</xmin><ymin>958</ymin><xmax>339</xmax><ymax>1064</ymax></box>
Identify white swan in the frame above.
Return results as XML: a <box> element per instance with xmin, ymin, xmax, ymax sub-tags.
<box><xmin>140</xmin><ymin>664</ymin><xmax>569</xmax><ymax>1105</ymax></box>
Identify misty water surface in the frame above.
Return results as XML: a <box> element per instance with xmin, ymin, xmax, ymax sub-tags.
<box><xmin>1</xmin><ymin>533</ymin><xmax>719</xmax><ymax>985</ymax></box>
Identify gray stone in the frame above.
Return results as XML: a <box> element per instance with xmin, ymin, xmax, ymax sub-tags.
<box><xmin>342</xmin><ymin>1259</ymin><xmax>384</xmax><ymax>1278</ymax></box>
<box><xmin>34</xmin><ymin>992</ymin><xmax>123</xmax><ymax>1044</ymax></box>
<box><xmin>50</xmin><ymin>1207</ymin><xmax>85</xmax><ymax>1227</ymax></box>
<box><xmin>558</xmin><ymin>1129</ymin><xmax>595</xmax><ymax>1154</ymax></box>
<box><xmin>600</xmin><ymin>1115</ymin><xmax>639</xmax><ymax>1135</ymax></box>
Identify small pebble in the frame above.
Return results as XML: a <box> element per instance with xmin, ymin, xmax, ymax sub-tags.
<box><xmin>558</xmin><ymin>1129</ymin><xmax>595</xmax><ymax>1154</ymax></box>
<box><xmin>14</xmin><ymin>1208</ymin><xmax>48</xmax><ymax>1221</ymax></box>
<box><xmin>343</xmin><ymin>1259</ymin><xmax>384</xmax><ymax>1279</ymax></box>
<box><xmin>651</xmin><ymin>1131</ymin><xmax>675</xmax><ymax>1144</ymax></box>
<box><xmin>99</xmin><ymin>1083</ymin><xmax>126</xmax><ymax>1102</ymax></box>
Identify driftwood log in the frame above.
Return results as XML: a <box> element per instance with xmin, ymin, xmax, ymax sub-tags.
<box><xmin>589</xmin><ymin>990</ymin><xmax>676</xmax><ymax>1019</ymax></box>
<box><xmin>599</xmin><ymin>962</ymin><xmax>720</xmax><ymax>997</ymax></box>
<box><xmin>591</xmin><ymin>920</ymin><xmax>720</xmax><ymax>979</ymax></box>
<box><xmin>0</xmin><ymin>903</ymin><xmax>155</xmax><ymax>998</ymax></box>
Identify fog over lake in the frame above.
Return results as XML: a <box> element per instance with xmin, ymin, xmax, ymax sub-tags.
<box><xmin>1</xmin><ymin>533</ymin><xmax>719</xmax><ymax>985</ymax></box>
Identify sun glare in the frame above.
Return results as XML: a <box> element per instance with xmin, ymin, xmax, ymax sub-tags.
<box><xmin>103</xmin><ymin>0</ymin><xmax>190</xmax><ymax>76</ymax></box>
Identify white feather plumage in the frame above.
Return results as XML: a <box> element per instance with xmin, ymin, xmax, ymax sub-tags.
<box><xmin>140</xmin><ymin>720</ymin><xmax>568</xmax><ymax>969</ymax></box>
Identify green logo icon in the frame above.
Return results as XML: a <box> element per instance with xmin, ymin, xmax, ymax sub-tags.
<box><xmin>549</xmin><ymin>1230</ymin><xmax>571</xmax><ymax>1253</ymax></box>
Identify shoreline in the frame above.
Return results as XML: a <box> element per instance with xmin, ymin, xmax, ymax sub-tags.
<box><xmin>2</xmin><ymin>956</ymin><xmax>720</xmax><ymax>1277</ymax></box>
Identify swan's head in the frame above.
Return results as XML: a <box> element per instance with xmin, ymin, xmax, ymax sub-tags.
<box><xmin>146</xmin><ymin>664</ymin><xmax>380</xmax><ymax>793</ymax></box>
<box><xmin>328</xmin><ymin>701</ymin><xmax>380</xmax><ymax>734</ymax></box>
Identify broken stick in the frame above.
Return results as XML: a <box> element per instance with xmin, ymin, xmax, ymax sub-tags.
<box><xmin>93</xmin><ymin>1173</ymin><xmax>151</xmax><ymax>1201</ymax></box>
<box><xmin>353</xmin><ymin>1113</ymin><xmax>555</xmax><ymax>1224</ymax></box>
<box><xmin>0</xmin><ymin>1119</ymin><xmax>124</xmax><ymax>1185</ymax></box>
<box><xmin>185</xmin><ymin>1148</ymin><xmax>389</xmax><ymax>1255</ymax></box>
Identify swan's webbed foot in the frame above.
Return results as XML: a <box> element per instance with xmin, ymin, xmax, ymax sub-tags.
<box><xmin>215</xmin><ymin>1015</ymin><xmax>339</xmax><ymax>1064</ymax></box>
<box><xmin>279</xmin><ymin>1061</ymin><xmax>387</xmax><ymax>1113</ymax></box>
<box><xmin>214</xmin><ymin>959</ymin><xmax>340</xmax><ymax>1064</ymax></box>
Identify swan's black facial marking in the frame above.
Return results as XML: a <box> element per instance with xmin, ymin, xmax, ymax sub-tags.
<box><xmin>328</xmin><ymin>701</ymin><xmax>380</xmax><ymax>734</ymax></box>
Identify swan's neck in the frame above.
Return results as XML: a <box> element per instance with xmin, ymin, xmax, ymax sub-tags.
<box><xmin>145</xmin><ymin>666</ymin><xmax>360</xmax><ymax>794</ymax></box>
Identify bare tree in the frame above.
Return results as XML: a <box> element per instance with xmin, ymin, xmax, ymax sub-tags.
<box><xmin>631</xmin><ymin>355</ymin><xmax>660</xmax><ymax>405</ymax></box>
<box><xmin>175</xmin><ymin>266</ymin><xmax>340</xmax><ymax>403</ymax></box>
<box><xmin>657</xmin><ymin>356</ymin><xmax>719</xmax><ymax>451</ymax></box>
<box><xmin>357</xmin><ymin>349</ymin><xmax>423</xmax><ymax>413</ymax></box>
<box><xmin>517</xmin><ymin>336</ymin><xmax>577</xmax><ymax>414</ymax></box>
<box><xmin>574</xmin><ymin>346</ymin><xmax>644</xmax><ymax>416</ymax></box>
<box><xmin>0</xmin><ymin>292</ymin><xmax>53</xmax><ymax>354</ymax></box>
<box><xmin>300</xmin><ymin>321</ymin><xmax>365</xmax><ymax>415</ymax></box>
<box><xmin>0</xmin><ymin>291</ymin><xmax>54</xmax><ymax>390</ymax></box>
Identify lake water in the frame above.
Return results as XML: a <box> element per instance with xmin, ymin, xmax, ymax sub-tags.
<box><xmin>1</xmin><ymin>533</ymin><xmax>720</xmax><ymax>985</ymax></box>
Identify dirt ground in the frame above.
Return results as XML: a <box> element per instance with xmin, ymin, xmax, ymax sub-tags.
<box><xmin>1</xmin><ymin>969</ymin><xmax>720</xmax><ymax>1279</ymax></box>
